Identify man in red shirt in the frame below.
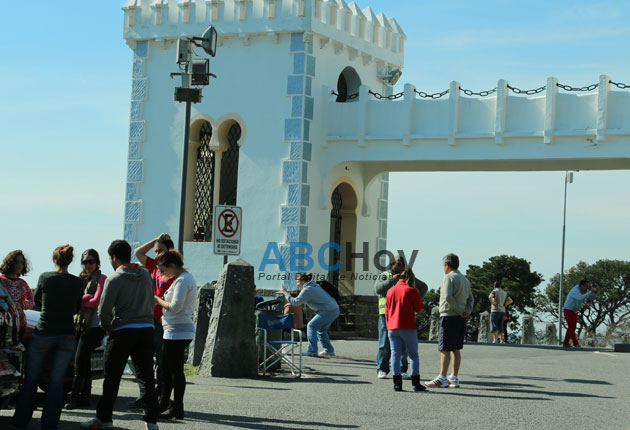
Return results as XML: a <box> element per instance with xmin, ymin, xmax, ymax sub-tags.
<box><xmin>131</xmin><ymin>233</ymin><xmax>176</xmax><ymax>409</ymax></box>
<box><xmin>385</xmin><ymin>268</ymin><xmax>426</xmax><ymax>392</ymax></box>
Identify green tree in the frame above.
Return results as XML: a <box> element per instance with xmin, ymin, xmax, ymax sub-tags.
<box><xmin>535</xmin><ymin>260</ymin><xmax>630</xmax><ymax>337</ymax></box>
<box><xmin>465</xmin><ymin>255</ymin><xmax>543</xmax><ymax>340</ymax></box>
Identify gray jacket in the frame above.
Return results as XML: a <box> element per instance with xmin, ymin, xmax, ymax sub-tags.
<box><xmin>374</xmin><ymin>269</ymin><xmax>429</xmax><ymax>299</ymax></box>
<box><xmin>439</xmin><ymin>269</ymin><xmax>474</xmax><ymax>317</ymax></box>
<box><xmin>98</xmin><ymin>264</ymin><xmax>154</xmax><ymax>332</ymax></box>
<box><xmin>285</xmin><ymin>280</ymin><xmax>339</xmax><ymax>314</ymax></box>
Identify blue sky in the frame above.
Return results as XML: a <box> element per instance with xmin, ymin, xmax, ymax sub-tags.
<box><xmin>1</xmin><ymin>1</ymin><xmax>629</xmax><ymax>299</ymax></box>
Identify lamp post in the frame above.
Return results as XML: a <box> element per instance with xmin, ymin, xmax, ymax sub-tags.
<box><xmin>171</xmin><ymin>27</ymin><xmax>217</xmax><ymax>253</ymax></box>
<box><xmin>558</xmin><ymin>171</ymin><xmax>574</xmax><ymax>344</ymax></box>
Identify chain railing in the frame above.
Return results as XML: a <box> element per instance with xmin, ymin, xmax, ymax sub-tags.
<box><xmin>460</xmin><ymin>86</ymin><xmax>496</xmax><ymax>97</ymax></box>
<box><xmin>368</xmin><ymin>90</ymin><xmax>404</xmax><ymax>100</ymax></box>
<box><xmin>507</xmin><ymin>84</ymin><xmax>546</xmax><ymax>95</ymax></box>
<box><xmin>610</xmin><ymin>80</ymin><xmax>630</xmax><ymax>89</ymax></box>
<box><xmin>329</xmin><ymin>79</ymin><xmax>629</xmax><ymax>102</ymax></box>
<box><xmin>415</xmin><ymin>89</ymin><xmax>450</xmax><ymax>99</ymax></box>
<box><xmin>556</xmin><ymin>82</ymin><xmax>598</xmax><ymax>92</ymax></box>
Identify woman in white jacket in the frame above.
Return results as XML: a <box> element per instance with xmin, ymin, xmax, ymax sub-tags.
<box><xmin>154</xmin><ymin>250</ymin><xmax>197</xmax><ymax>420</ymax></box>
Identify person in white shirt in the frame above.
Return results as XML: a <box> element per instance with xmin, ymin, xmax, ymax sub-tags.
<box><xmin>154</xmin><ymin>250</ymin><xmax>198</xmax><ymax>420</ymax></box>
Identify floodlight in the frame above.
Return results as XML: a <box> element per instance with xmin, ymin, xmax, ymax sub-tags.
<box><xmin>191</xmin><ymin>59</ymin><xmax>210</xmax><ymax>86</ymax></box>
<box><xmin>200</xmin><ymin>26</ymin><xmax>218</xmax><ymax>57</ymax></box>
<box><xmin>176</xmin><ymin>39</ymin><xmax>190</xmax><ymax>63</ymax></box>
<box><xmin>388</xmin><ymin>69</ymin><xmax>402</xmax><ymax>85</ymax></box>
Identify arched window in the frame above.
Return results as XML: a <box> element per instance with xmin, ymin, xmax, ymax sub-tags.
<box><xmin>336</xmin><ymin>67</ymin><xmax>362</xmax><ymax>102</ymax></box>
<box><xmin>193</xmin><ymin>121</ymin><xmax>215</xmax><ymax>241</ymax></box>
<box><xmin>218</xmin><ymin>123</ymin><xmax>241</xmax><ymax>205</ymax></box>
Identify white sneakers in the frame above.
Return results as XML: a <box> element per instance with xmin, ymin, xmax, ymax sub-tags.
<box><xmin>425</xmin><ymin>376</ymin><xmax>449</xmax><ymax>388</ymax></box>
<box><xmin>318</xmin><ymin>350</ymin><xmax>335</xmax><ymax>357</ymax></box>
<box><xmin>425</xmin><ymin>375</ymin><xmax>460</xmax><ymax>388</ymax></box>
<box><xmin>376</xmin><ymin>371</ymin><xmax>411</xmax><ymax>379</ymax></box>
<box><xmin>447</xmin><ymin>375</ymin><xmax>460</xmax><ymax>388</ymax></box>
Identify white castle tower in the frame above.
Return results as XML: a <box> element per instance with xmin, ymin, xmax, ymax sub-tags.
<box><xmin>121</xmin><ymin>0</ymin><xmax>405</xmax><ymax>295</ymax></box>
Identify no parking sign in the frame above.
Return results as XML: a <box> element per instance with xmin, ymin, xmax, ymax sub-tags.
<box><xmin>213</xmin><ymin>205</ymin><xmax>242</xmax><ymax>256</ymax></box>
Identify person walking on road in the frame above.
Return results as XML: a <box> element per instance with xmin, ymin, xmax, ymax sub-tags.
<box><xmin>81</xmin><ymin>240</ymin><xmax>159</xmax><ymax>430</ymax></box>
<box><xmin>385</xmin><ymin>268</ymin><xmax>427</xmax><ymax>392</ymax></box>
<box><xmin>374</xmin><ymin>256</ymin><xmax>428</xmax><ymax>380</ymax></box>
<box><xmin>282</xmin><ymin>273</ymin><xmax>339</xmax><ymax>357</ymax></box>
<box><xmin>563</xmin><ymin>279</ymin><xmax>597</xmax><ymax>348</ymax></box>
<box><xmin>426</xmin><ymin>253</ymin><xmax>474</xmax><ymax>389</ymax></box>
<box><xmin>488</xmin><ymin>281</ymin><xmax>512</xmax><ymax>344</ymax></box>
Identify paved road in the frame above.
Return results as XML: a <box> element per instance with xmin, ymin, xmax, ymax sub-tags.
<box><xmin>2</xmin><ymin>340</ymin><xmax>629</xmax><ymax>429</ymax></box>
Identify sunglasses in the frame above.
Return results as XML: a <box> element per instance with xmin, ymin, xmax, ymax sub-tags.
<box><xmin>82</xmin><ymin>259</ymin><xmax>96</xmax><ymax>265</ymax></box>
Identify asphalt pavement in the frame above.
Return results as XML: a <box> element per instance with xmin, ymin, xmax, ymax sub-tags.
<box><xmin>2</xmin><ymin>340</ymin><xmax>629</xmax><ymax>430</ymax></box>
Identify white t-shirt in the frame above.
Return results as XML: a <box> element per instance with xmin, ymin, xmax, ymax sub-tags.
<box><xmin>162</xmin><ymin>271</ymin><xmax>197</xmax><ymax>340</ymax></box>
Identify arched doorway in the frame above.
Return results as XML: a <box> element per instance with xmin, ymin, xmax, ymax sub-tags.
<box><xmin>328</xmin><ymin>182</ymin><xmax>358</xmax><ymax>296</ymax></box>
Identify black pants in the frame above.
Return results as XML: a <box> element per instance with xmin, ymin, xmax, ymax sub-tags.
<box><xmin>135</xmin><ymin>319</ymin><xmax>164</xmax><ymax>401</ymax></box>
<box><xmin>161</xmin><ymin>339</ymin><xmax>192</xmax><ymax>405</ymax></box>
<box><xmin>96</xmin><ymin>327</ymin><xmax>159</xmax><ymax>424</ymax></box>
<box><xmin>70</xmin><ymin>327</ymin><xmax>105</xmax><ymax>400</ymax></box>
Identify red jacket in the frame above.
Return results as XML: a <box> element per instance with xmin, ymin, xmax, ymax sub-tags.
<box><xmin>385</xmin><ymin>280</ymin><xmax>423</xmax><ymax>330</ymax></box>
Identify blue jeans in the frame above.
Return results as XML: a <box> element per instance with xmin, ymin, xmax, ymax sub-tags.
<box><xmin>376</xmin><ymin>315</ymin><xmax>408</xmax><ymax>374</ymax></box>
<box><xmin>306</xmin><ymin>309</ymin><xmax>339</xmax><ymax>353</ymax></box>
<box><xmin>13</xmin><ymin>334</ymin><xmax>76</xmax><ymax>430</ymax></box>
<box><xmin>388</xmin><ymin>329</ymin><xmax>420</xmax><ymax>376</ymax></box>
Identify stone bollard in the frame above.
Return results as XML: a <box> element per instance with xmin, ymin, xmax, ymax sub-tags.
<box><xmin>198</xmin><ymin>259</ymin><xmax>258</xmax><ymax>378</ymax></box>
<box><xmin>544</xmin><ymin>322</ymin><xmax>557</xmax><ymax>345</ymax></box>
<box><xmin>521</xmin><ymin>314</ymin><xmax>536</xmax><ymax>344</ymax></box>
<box><xmin>477</xmin><ymin>311</ymin><xmax>491</xmax><ymax>343</ymax></box>
<box><xmin>428</xmin><ymin>307</ymin><xmax>440</xmax><ymax>341</ymax></box>
<box><xmin>187</xmin><ymin>283</ymin><xmax>215</xmax><ymax>366</ymax></box>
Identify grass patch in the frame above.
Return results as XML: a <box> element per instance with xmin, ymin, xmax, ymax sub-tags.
<box><xmin>184</xmin><ymin>364</ymin><xmax>199</xmax><ymax>377</ymax></box>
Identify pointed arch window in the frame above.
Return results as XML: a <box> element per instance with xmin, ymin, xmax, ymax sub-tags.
<box><xmin>193</xmin><ymin>121</ymin><xmax>215</xmax><ymax>241</ymax></box>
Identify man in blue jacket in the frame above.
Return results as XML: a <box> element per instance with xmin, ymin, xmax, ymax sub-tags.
<box><xmin>563</xmin><ymin>279</ymin><xmax>597</xmax><ymax>348</ymax></box>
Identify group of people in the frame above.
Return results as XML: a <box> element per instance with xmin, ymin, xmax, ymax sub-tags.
<box><xmin>2</xmin><ymin>233</ymin><xmax>198</xmax><ymax>430</ymax></box>
<box><xmin>373</xmin><ymin>253</ymin><xmax>475</xmax><ymax>391</ymax></box>
<box><xmin>1</xmin><ymin>239</ymin><xmax>600</xmax><ymax>426</ymax></box>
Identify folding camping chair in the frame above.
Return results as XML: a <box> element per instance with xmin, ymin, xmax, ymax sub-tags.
<box><xmin>257</xmin><ymin>313</ymin><xmax>302</xmax><ymax>377</ymax></box>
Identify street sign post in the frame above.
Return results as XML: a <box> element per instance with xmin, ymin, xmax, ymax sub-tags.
<box><xmin>213</xmin><ymin>205</ymin><xmax>242</xmax><ymax>256</ymax></box>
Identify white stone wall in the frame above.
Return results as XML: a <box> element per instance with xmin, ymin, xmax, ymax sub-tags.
<box><xmin>122</xmin><ymin>0</ymin><xmax>403</xmax><ymax>293</ymax></box>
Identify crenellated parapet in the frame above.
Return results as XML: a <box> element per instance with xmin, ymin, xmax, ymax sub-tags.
<box><xmin>122</xmin><ymin>0</ymin><xmax>404</xmax><ymax>67</ymax></box>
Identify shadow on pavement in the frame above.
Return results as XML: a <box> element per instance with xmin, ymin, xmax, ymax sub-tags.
<box><xmin>444</xmin><ymin>381</ymin><xmax>615</xmax><ymax>400</ymax></box>
<box><xmin>477</xmin><ymin>374</ymin><xmax>613</xmax><ymax>385</ymax></box>
<box><xmin>184</xmin><ymin>411</ymin><xmax>360</xmax><ymax>429</ymax></box>
<box><xmin>231</xmin><ymin>385</ymin><xmax>292</xmax><ymax>390</ymax></box>
<box><xmin>428</xmin><ymin>390</ymin><xmax>551</xmax><ymax>401</ymax></box>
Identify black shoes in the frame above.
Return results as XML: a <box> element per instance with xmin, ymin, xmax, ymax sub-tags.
<box><xmin>393</xmin><ymin>375</ymin><xmax>403</xmax><ymax>391</ymax></box>
<box><xmin>159</xmin><ymin>401</ymin><xmax>184</xmax><ymax>420</ymax></box>
<box><xmin>411</xmin><ymin>375</ymin><xmax>427</xmax><ymax>392</ymax></box>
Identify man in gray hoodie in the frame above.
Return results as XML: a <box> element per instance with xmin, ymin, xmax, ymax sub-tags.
<box><xmin>81</xmin><ymin>240</ymin><xmax>159</xmax><ymax>430</ymax></box>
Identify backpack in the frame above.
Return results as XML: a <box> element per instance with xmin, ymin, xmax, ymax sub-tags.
<box><xmin>317</xmin><ymin>280</ymin><xmax>341</xmax><ymax>304</ymax></box>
